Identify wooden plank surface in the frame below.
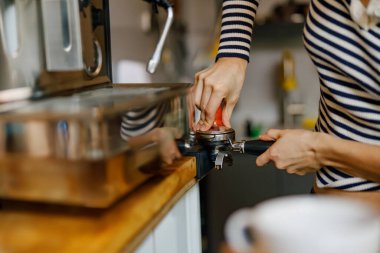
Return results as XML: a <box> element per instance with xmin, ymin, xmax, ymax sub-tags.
<box><xmin>0</xmin><ymin>157</ymin><xmax>197</xmax><ymax>253</ymax></box>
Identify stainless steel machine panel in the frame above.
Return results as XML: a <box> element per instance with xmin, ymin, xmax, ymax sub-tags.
<box><xmin>0</xmin><ymin>0</ymin><xmax>112</xmax><ymax>102</ymax></box>
<box><xmin>41</xmin><ymin>0</ymin><xmax>84</xmax><ymax>71</ymax></box>
<box><xmin>0</xmin><ymin>0</ymin><xmax>44</xmax><ymax>101</ymax></box>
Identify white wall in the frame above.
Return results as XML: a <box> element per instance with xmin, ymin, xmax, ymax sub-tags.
<box><xmin>256</xmin><ymin>0</ymin><xmax>310</xmax><ymax>21</ymax></box>
<box><xmin>109</xmin><ymin>0</ymin><xmax>320</xmax><ymax>137</ymax></box>
<box><xmin>232</xmin><ymin>46</ymin><xmax>320</xmax><ymax>138</ymax></box>
<box><xmin>109</xmin><ymin>0</ymin><xmax>165</xmax><ymax>81</ymax></box>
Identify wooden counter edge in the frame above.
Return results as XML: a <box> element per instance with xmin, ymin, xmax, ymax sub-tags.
<box><xmin>0</xmin><ymin>157</ymin><xmax>197</xmax><ymax>253</ymax></box>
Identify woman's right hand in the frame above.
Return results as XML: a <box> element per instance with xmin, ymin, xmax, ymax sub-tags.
<box><xmin>193</xmin><ymin>57</ymin><xmax>247</xmax><ymax>131</ymax></box>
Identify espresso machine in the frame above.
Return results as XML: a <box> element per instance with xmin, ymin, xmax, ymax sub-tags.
<box><xmin>0</xmin><ymin>0</ymin><xmax>113</xmax><ymax>101</ymax></box>
<box><xmin>0</xmin><ymin>0</ymin><xmax>190</xmax><ymax>208</ymax></box>
<box><xmin>0</xmin><ymin>0</ymin><xmax>272</xmax><ymax>208</ymax></box>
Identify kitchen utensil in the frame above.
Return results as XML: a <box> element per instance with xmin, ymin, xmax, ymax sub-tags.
<box><xmin>225</xmin><ymin>195</ymin><xmax>380</xmax><ymax>253</ymax></box>
<box><xmin>143</xmin><ymin>0</ymin><xmax>174</xmax><ymax>74</ymax></box>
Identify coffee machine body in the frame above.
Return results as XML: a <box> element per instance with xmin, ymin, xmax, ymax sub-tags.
<box><xmin>0</xmin><ymin>0</ymin><xmax>111</xmax><ymax>103</ymax></box>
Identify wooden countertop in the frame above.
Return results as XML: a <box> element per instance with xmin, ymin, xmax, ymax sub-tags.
<box><xmin>0</xmin><ymin>157</ymin><xmax>197</xmax><ymax>253</ymax></box>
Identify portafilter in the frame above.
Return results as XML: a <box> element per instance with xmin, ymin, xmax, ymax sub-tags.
<box><xmin>193</xmin><ymin>107</ymin><xmax>274</xmax><ymax>170</ymax></box>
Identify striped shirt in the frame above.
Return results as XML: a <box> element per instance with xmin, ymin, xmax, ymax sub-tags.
<box><xmin>217</xmin><ymin>0</ymin><xmax>258</xmax><ymax>61</ymax></box>
<box><xmin>120</xmin><ymin>103</ymin><xmax>168</xmax><ymax>140</ymax></box>
<box><xmin>217</xmin><ymin>0</ymin><xmax>380</xmax><ymax>192</ymax></box>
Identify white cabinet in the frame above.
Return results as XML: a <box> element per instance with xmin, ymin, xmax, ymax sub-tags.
<box><xmin>135</xmin><ymin>184</ymin><xmax>202</xmax><ymax>253</ymax></box>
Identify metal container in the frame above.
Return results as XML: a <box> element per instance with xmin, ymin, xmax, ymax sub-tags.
<box><xmin>0</xmin><ymin>83</ymin><xmax>191</xmax><ymax>207</ymax></box>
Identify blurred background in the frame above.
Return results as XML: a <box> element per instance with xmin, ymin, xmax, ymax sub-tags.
<box><xmin>110</xmin><ymin>0</ymin><xmax>319</xmax><ymax>252</ymax></box>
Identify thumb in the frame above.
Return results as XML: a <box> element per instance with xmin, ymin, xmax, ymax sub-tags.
<box><xmin>264</xmin><ymin>129</ymin><xmax>284</xmax><ymax>140</ymax></box>
<box><xmin>259</xmin><ymin>134</ymin><xmax>276</xmax><ymax>141</ymax></box>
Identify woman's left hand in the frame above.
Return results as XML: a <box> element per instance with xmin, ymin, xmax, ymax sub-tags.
<box><xmin>256</xmin><ymin>129</ymin><xmax>323</xmax><ymax>175</ymax></box>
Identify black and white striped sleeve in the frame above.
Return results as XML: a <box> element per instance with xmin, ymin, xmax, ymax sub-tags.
<box><xmin>216</xmin><ymin>0</ymin><xmax>259</xmax><ymax>62</ymax></box>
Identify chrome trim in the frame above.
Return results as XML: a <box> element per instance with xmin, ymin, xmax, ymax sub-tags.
<box><xmin>215</xmin><ymin>151</ymin><xmax>229</xmax><ymax>170</ymax></box>
<box><xmin>147</xmin><ymin>7</ymin><xmax>174</xmax><ymax>74</ymax></box>
<box><xmin>41</xmin><ymin>0</ymin><xmax>83</xmax><ymax>71</ymax></box>
<box><xmin>85</xmin><ymin>39</ymin><xmax>103</xmax><ymax>77</ymax></box>
<box><xmin>196</xmin><ymin>128</ymin><xmax>235</xmax><ymax>143</ymax></box>
<box><xmin>0</xmin><ymin>0</ymin><xmax>44</xmax><ymax>92</ymax></box>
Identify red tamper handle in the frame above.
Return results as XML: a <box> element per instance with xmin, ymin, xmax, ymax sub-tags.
<box><xmin>214</xmin><ymin>106</ymin><xmax>223</xmax><ymax>127</ymax></box>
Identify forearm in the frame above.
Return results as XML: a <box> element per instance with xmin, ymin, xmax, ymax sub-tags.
<box><xmin>193</xmin><ymin>0</ymin><xmax>260</xmax><ymax>130</ymax></box>
<box><xmin>216</xmin><ymin>0</ymin><xmax>260</xmax><ymax>62</ymax></box>
<box><xmin>317</xmin><ymin>133</ymin><xmax>380</xmax><ymax>183</ymax></box>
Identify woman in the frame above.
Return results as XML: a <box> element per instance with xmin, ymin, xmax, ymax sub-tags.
<box><xmin>193</xmin><ymin>0</ymin><xmax>380</xmax><ymax>200</ymax></box>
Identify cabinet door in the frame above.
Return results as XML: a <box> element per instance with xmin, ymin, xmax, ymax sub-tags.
<box><xmin>136</xmin><ymin>184</ymin><xmax>202</xmax><ymax>253</ymax></box>
<box><xmin>135</xmin><ymin>234</ymin><xmax>155</xmax><ymax>253</ymax></box>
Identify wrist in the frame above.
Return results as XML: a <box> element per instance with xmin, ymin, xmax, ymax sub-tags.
<box><xmin>217</xmin><ymin>57</ymin><xmax>248</xmax><ymax>71</ymax></box>
<box><xmin>314</xmin><ymin>132</ymin><xmax>332</xmax><ymax>167</ymax></box>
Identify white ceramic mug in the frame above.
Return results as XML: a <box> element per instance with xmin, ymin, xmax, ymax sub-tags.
<box><xmin>225</xmin><ymin>195</ymin><xmax>380</xmax><ymax>253</ymax></box>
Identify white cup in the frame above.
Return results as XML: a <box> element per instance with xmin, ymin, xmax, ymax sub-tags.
<box><xmin>225</xmin><ymin>195</ymin><xmax>380</xmax><ymax>253</ymax></box>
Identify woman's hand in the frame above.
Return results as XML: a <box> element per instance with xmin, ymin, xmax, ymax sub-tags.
<box><xmin>193</xmin><ymin>57</ymin><xmax>247</xmax><ymax>131</ymax></box>
<box><xmin>154</xmin><ymin>128</ymin><xmax>182</xmax><ymax>165</ymax></box>
<box><xmin>256</xmin><ymin>129</ymin><xmax>323</xmax><ymax>175</ymax></box>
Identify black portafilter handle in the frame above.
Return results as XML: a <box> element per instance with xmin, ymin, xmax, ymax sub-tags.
<box><xmin>242</xmin><ymin>140</ymin><xmax>275</xmax><ymax>156</ymax></box>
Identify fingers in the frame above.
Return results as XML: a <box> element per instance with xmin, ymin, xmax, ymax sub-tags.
<box><xmin>194</xmin><ymin>67</ymin><xmax>212</xmax><ymax>108</ymax></box>
<box><xmin>294</xmin><ymin>171</ymin><xmax>306</xmax><ymax>176</ymax></box>
<box><xmin>257</xmin><ymin>130</ymin><xmax>282</xmax><ymax>167</ymax></box>
<box><xmin>200</xmin><ymin>85</ymin><xmax>212</xmax><ymax>119</ymax></box>
<box><xmin>199</xmin><ymin>94</ymin><xmax>223</xmax><ymax>131</ymax></box>
<box><xmin>187</xmin><ymin>93</ymin><xmax>195</xmax><ymax>130</ymax></box>
<box><xmin>195</xmin><ymin>85</ymin><xmax>212</xmax><ymax>131</ymax></box>
<box><xmin>161</xmin><ymin>144</ymin><xmax>181</xmax><ymax>165</ymax></box>
<box><xmin>222</xmin><ymin>102</ymin><xmax>235</xmax><ymax>129</ymax></box>
<box><xmin>219</xmin><ymin>243</ymin><xmax>237</xmax><ymax>253</ymax></box>
<box><xmin>262</xmin><ymin>129</ymin><xmax>284</xmax><ymax>140</ymax></box>
<box><xmin>194</xmin><ymin>74</ymin><xmax>204</xmax><ymax>109</ymax></box>
<box><xmin>257</xmin><ymin>129</ymin><xmax>318</xmax><ymax>175</ymax></box>
<box><xmin>259</xmin><ymin>129</ymin><xmax>285</xmax><ymax>141</ymax></box>
<box><xmin>256</xmin><ymin>149</ymin><xmax>271</xmax><ymax>167</ymax></box>
<box><xmin>258</xmin><ymin>134</ymin><xmax>275</xmax><ymax>141</ymax></box>
<box><xmin>193</xmin><ymin>58</ymin><xmax>247</xmax><ymax>131</ymax></box>
<box><xmin>287</xmin><ymin>167</ymin><xmax>314</xmax><ymax>176</ymax></box>
<box><xmin>256</xmin><ymin>138</ymin><xmax>280</xmax><ymax>167</ymax></box>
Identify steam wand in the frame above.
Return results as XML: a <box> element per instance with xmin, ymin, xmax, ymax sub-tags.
<box><xmin>142</xmin><ymin>0</ymin><xmax>174</xmax><ymax>74</ymax></box>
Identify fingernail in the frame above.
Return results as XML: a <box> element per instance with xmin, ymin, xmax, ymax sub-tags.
<box><xmin>201</xmin><ymin>123</ymin><xmax>209</xmax><ymax>131</ymax></box>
